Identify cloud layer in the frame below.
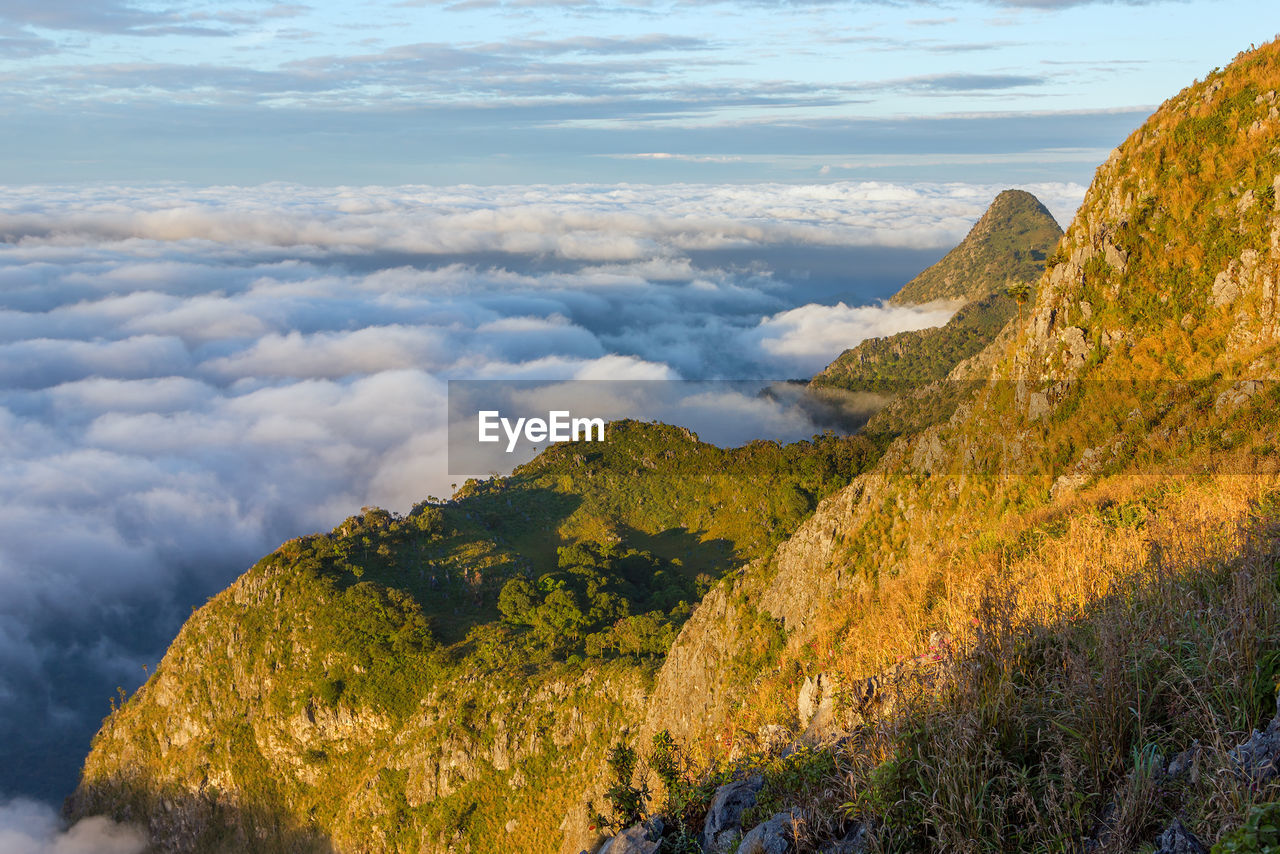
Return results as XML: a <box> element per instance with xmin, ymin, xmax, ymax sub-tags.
<box><xmin>0</xmin><ymin>180</ymin><xmax>1084</xmax><ymax>804</ymax></box>
<box><xmin>0</xmin><ymin>799</ymin><xmax>145</xmax><ymax>854</ymax></box>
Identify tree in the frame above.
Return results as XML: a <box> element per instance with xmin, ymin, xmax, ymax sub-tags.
<box><xmin>590</xmin><ymin>742</ymin><xmax>647</xmax><ymax>833</ymax></box>
<box><xmin>535</xmin><ymin>588</ymin><xmax>590</xmax><ymax>642</ymax></box>
<box><xmin>497</xmin><ymin>577</ymin><xmax>537</xmax><ymax>625</ymax></box>
<box><xmin>1005</xmin><ymin>279</ymin><xmax>1033</xmax><ymax>330</ymax></box>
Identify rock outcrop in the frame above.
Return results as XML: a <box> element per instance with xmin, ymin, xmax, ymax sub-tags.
<box><xmin>598</xmin><ymin>819</ymin><xmax>664</xmax><ymax>854</ymax></box>
<box><xmin>736</xmin><ymin>810</ymin><xmax>798</xmax><ymax>854</ymax></box>
<box><xmin>700</xmin><ymin>775</ymin><xmax>764</xmax><ymax>853</ymax></box>
<box><xmin>1151</xmin><ymin>819</ymin><xmax>1210</xmax><ymax>854</ymax></box>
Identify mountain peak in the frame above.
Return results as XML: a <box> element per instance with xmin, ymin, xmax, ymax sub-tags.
<box><xmin>890</xmin><ymin>187</ymin><xmax>1063</xmax><ymax>306</ymax></box>
<box><xmin>811</xmin><ymin>189</ymin><xmax>1062</xmax><ymax>395</ymax></box>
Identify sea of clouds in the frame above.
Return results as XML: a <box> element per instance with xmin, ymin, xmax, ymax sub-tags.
<box><xmin>0</xmin><ymin>180</ymin><xmax>1084</xmax><ymax>842</ymax></box>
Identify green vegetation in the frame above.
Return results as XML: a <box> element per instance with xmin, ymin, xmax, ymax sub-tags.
<box><xmin>593</xmin><ymin>742</ymin><xmax>647</xmax><ymax>833</ymax></box>
<box><xmin>1215</xmin><ymin>803</ymin><xmax>1280</xmax><ymax>853</ymax></box>
<box><xmin>812</xmin><ymin>291</ymin><xmax>1019</xmax><ymax>395</ymax></box>
<box><xmin>890</xmin><ymin>188</ymin><xmax>1062</xmax><ymax>306</ymax></box>
<box><xmin>73</xmin><ymin>419</ymin><xmax>873</xmax><ymax>853</ymax></box>
<box><xmin>591</xmin><ymin>731</ymin><xmax>713</xmax><ymax>853</ymax></box>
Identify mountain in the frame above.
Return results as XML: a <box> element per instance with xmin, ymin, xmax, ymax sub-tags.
<box><xmin>69</xmin><ymin>40</ymin><xmax>1280</xmax><ymax>854</ymax></box>
<box><xmin>811</xmin><ymin>189</ymin><xmax>1062</xmax><ymax>396</ymax></box>
<box><xmin>66</xmin><ymin>422</ymin><xmax>872</xmax><ymax>854</ymax></box>
<box><xmin>621</xmin><ymin>39</ymin><xmax>1280</xmax><ymax>852</ymax></box>
<box><xmin>890</xmin><ymin>188</ymin><xmax>1063</xmax><ymax>306</ymax></box>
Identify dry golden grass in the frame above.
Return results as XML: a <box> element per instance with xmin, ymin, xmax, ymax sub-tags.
<box><xmin>717</xmin><ymin>473</ymin><xmax>1280</xmax><ymax>851</ymax></box>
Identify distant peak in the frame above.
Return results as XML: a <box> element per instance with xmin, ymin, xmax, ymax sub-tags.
<box><xmin>889</xmin><ymin>189</ymin><xmax>1063</xmax><ymax>306</ymax></box>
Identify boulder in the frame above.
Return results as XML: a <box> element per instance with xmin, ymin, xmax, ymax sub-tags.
<box><xmin>701</xmin><ymin>775</ymin><xmax>764</xmax><ymax>853</ymax></box>
<box><xmin>599</xmin><ymin>818</ymin><xmax>664</xmax><ymax>854</ymax></box>
<box><xmin>1059</xmin><ymin>326</ymin><xmax>1091</xmax><ymax>370</ymax></box>
<box><xmin>1228</xmin><ymin>723</ymin><xmax>1280</xmax><ymax>782</ymax></box>
<box><xmin>821</xmin><ymin>821</ymin><xmax>873</xmax><ymax>854</ymax></box>
<box><xmin>1228</xmin><ymin>695</ymin><xmax>1280</xmax><ymax>782</ymax></box>
<box><xmin>738</xmin><ymin>810</ymin><xmax>798</xmax><ymax>854</ymax></box>
<box><xmin>798</xmin><ymin>673</ymin><xmax>840</xmax><ymax>739</ymax></box>
<box><xmin>1151</xmin><ymin>819</ymin><xmax>1209</xmax><ymax>854</ymax></box>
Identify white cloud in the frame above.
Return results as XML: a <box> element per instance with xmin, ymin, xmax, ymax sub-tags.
<box><xmin>0</xmin><ymin>180</ymin><xmax>1084</xmax><ymax>257</ymax></box>
<box><xmin>0</xmin><ymin>179</ymin><xmax>1085</xmax><ymax>805</ymax></box>
<box><xmin>0</xmin><ymin>799</ymin><xmax>145</xmax><ymax>854</ymax></box>
<box><xmin>748</xmin><ymin>299</ymin><xmax>960</xmax><ymax>375</ymax></box>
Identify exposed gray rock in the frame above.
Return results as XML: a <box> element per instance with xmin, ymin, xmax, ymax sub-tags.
<box><xmin>821</xmin><ymin>821</ymin><xmax>873</xmax><ymax>854</ymax></box>
<box><xmin>599</xmin><ymin>818</ymin><xmax>664</xmax><ymax>854</ymax></box>
<box><xmin>1228</xmin><ymin>721</ymin><xmax>1280</xmax><ymax>782</ymax></box>
<box><xmin>1212</xmin><ymin>248</ymin><xmax>1262</xmax><ymax>308</ymax></box>
<box><xmin>1059</xmin><ymin>325</ymin><xmax>1091</xmax><ymax>371</ymax></box>
<box><xmin>1027</xmin><ymin>391</ymin><xmax>1051</xmax><ymax>420</ymax></box>
<box><xmin>1214</xmin><ymin>380</ymin><xmax>1264</xmax><ymax>415</ymax></box>
<box><xmin>910</xmin><ymin>430</ymin><xmax>947</xmax><ymax>474</ymax></box>
<box><xmin>1152</xmin><ymin>819</ymin><xmax>1209</xmax><ymax>854</ymax></box>
<box><xmin>1228</xmin><ymin>693</ymin><xmax>1280</xmax><ymax>782</ymax></box>
<box><xmin>701</xmin><ymin>775</ymin><xmax>764</xmax><ymax>853</ymax></box>
<box><xmin>738</xmin><ymin>810</ymin><xmax>798</xmax><ymax>854</ymax></box>
<box><xmin>797</xmin><ymin>674</ymin><xmax>821</xmax><ymax>725</ymax></box>
<box><xmin>798</xmin><ymin>673</ymin><xmax>841</xmax><ymax>739</ymax></box>
<box><xmin>756</xmin><ymin>474</ymin><xmax>885</xmax><ymax>636</ymax></box>
<box><xmin>1104</xmin><ymin>240</ymin><xmax>1128</xmax><ymax>273</ymax></box>
<box><xmin>1166</xmin><ymin>742</ymin><xmax>1203</xmax><ymax>784</ymax></box>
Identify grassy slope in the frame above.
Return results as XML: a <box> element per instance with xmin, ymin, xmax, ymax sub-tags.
<box><xmin>811</xmin><ymin>290</ymin><xmax>1019</xmax><ymax>394</ymax></box>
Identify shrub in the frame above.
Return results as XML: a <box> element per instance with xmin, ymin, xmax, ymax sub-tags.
<box><xmin>1214</xmin><ymin>803</ymin><xmax>1280</xmax><ymax>853</ymax></box>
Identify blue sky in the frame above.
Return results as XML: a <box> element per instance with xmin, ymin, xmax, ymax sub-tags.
<box><xmin>0</xmin><ymin>0</ymin><xmax>1274</xmax><ymax>184</ymax></box>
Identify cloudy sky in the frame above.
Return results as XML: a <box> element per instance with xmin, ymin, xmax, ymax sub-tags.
<box><xmin>0</xmin><ymin>0</ymin><xmax>1271</xmax><ymax>184</ymax></box>
<box><xmin>0</xmin><ymin>0</ymin><xmax>1274</xmax><ymax>846</ymax></box>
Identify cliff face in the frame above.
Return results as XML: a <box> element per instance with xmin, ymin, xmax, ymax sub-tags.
<box><xmin>70</xmin><ymin>558</ymin><xmax>651</xmax><ymax>854</ymax></box>
<box><xmin>70</xmin><ymin>41</ymin><xmax>1280</xmax><ymax>854</ymax></box>
<box><xmin>67</xmin><ymin>424</ymin><xmax>871</xmax><ymax>853</ymax></box>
